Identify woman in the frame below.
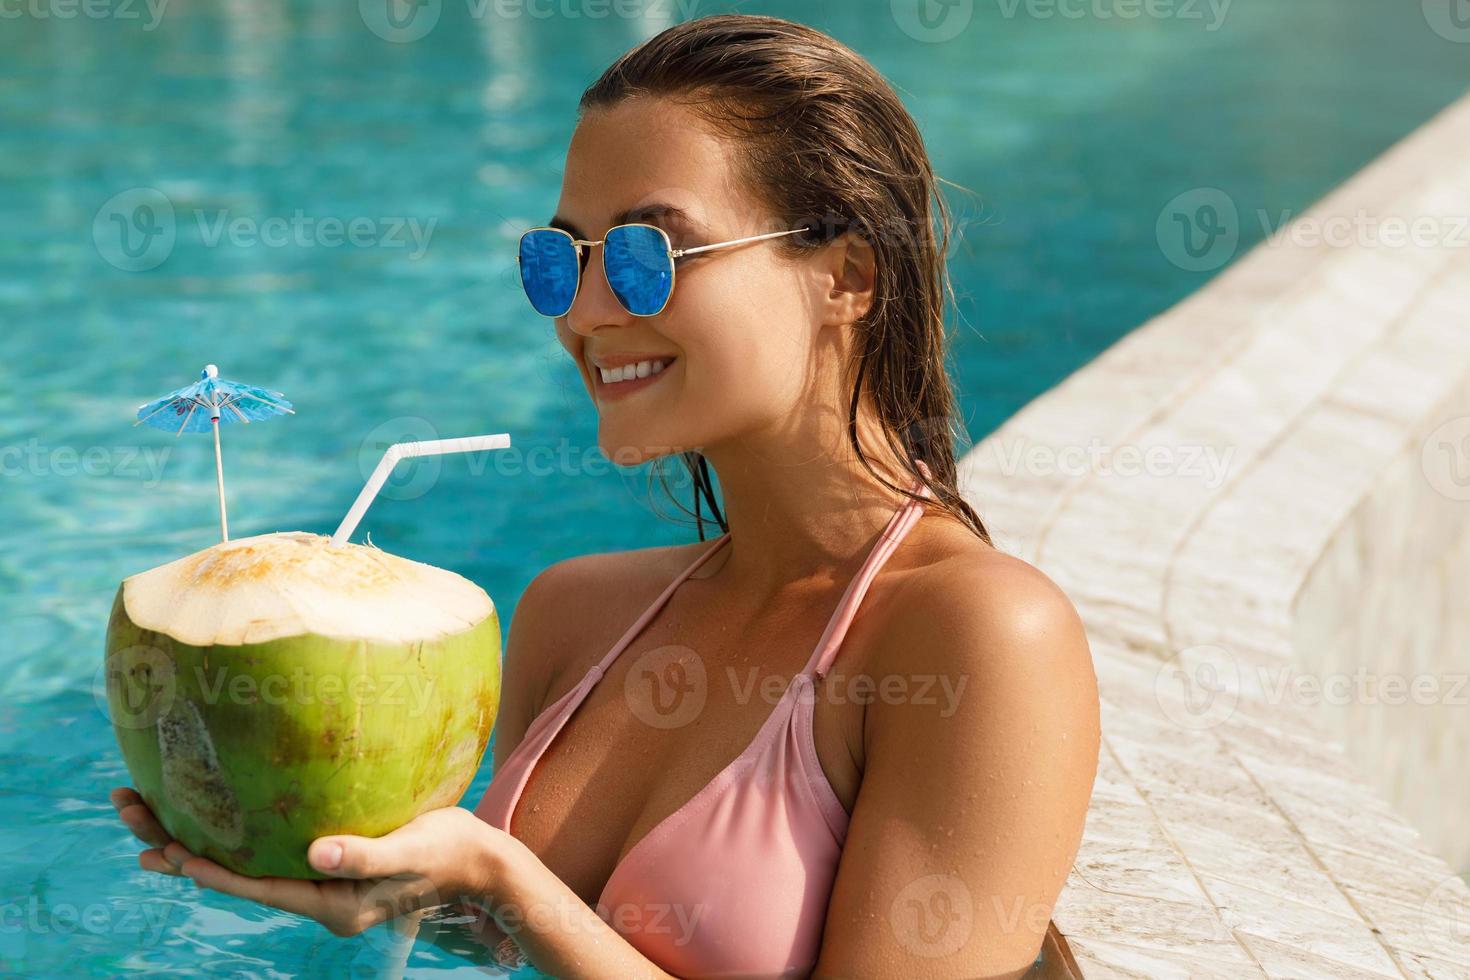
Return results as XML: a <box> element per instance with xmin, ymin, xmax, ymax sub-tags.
<box><xmin>112</xmin><ymin>14</ymin><xmax>1099</xmax><ymax>979</ymax></box>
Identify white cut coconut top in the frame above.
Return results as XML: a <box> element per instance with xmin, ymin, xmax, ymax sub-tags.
<box><xmin>122</xmin><ymin>531</ymin><xmax>496</xmax><ymax>646</ymax></box>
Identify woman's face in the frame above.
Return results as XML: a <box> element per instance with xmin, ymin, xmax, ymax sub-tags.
<box><xmin>551</xmin><ymin>96</ymin><xmax>838</xmax><ymax>467</ymax></box>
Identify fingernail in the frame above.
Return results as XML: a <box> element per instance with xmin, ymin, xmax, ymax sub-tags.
<box><xmin>316</xmin><ymin>842</ymin><xmax>342</xmax><ymax>870</ymax></box>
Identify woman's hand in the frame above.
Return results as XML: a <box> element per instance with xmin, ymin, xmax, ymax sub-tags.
<box><xmin>109</xmin><ymin>786</ymin><xmax>507</xmax><ymax>939</ymax></box>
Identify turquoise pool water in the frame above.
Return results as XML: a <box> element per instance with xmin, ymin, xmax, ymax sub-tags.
<box><xmin>3</xmin><ymin>1</ymin><xmax>1468</xmax><ymax>975</ymax></box>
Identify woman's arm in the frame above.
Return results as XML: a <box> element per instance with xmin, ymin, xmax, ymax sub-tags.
<box><xmin>812</xmin><ymin>552</ymin><xmax>1100</xmax><ymax>979</ymax></box>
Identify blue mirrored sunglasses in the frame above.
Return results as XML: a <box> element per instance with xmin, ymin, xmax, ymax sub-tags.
<box><xmin>516</xmin><ymin>222</ymin><xmax>811</xmax><ymax>318</ymax></box>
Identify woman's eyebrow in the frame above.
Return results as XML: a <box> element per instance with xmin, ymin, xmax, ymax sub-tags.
<box><xmin>548</xmin><ymin>203</ymin><xmax>696</xmax><ymax>240</ymax></box>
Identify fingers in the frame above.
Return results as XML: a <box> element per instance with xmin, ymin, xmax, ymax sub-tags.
<box><xmin>309</xmin><ymin>808</ymin><xmax>477</xmax><ymax>883</ymax></box>
<box><xmin>118</xmin><ymin>803</ymin><xmax>172</xmax><ymax>848</ymax></box>
<box><xmin>183</xmin><ymin>856</ymin><xmax>320</xmax><ymax>917</ymax></box>
<box><xmin>111</xmin><ymin>787</ymin><xmax>173</xmax><ymax>848</ymax></box>
<box><xmin>163</xmin><ymin>841</ymin><xmax>196</xmax><ymax>868</ymax></box>
<box><xmin>180</xmin><ymin>858</ymin><xmax>411</xmax><ymax>939</ymax></box>
<box><xmin>307</xmin><ymin>830</ymin><xmax>429</xmax><ymax>882</ymax></box>
<box><xmin>139</xmin><ymin>847</ymin><xmax>183</xmax><ymax>876</ymax></box>
<box><xmin>137</xmin><ymin>839</ymin><xmax>196</xmax><ymax>877</ymax></box>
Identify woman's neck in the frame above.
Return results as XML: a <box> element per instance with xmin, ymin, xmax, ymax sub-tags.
<box><xmin>693</xmin><ymin>442</ymin><xmax>925</xmax><ymax>602</ymax></box>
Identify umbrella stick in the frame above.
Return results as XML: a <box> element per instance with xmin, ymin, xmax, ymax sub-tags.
<box><xmin>212</xmin><ymin>417</ymin><xmax>230</xmax><ymax>542</ymax></box>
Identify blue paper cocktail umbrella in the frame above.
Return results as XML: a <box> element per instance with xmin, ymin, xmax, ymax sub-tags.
<box><xmin>135</xmin><ymin>364</ymin><xmax>293</xmax><ymax>542</ymax></box>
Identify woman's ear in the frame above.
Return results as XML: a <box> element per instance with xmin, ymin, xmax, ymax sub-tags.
<box><xmin>821</xmin><ymin>231</ymin><xmax>877</xmax><ymax>327</ymax></box>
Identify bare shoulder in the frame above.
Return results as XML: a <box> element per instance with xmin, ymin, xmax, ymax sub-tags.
<box><xmin>869</xmin><ymin>525</ymin><xmax>1097</xmax><ymax>706</ymax></box>
<box><xmin>816</xmin><ymin>525</ymin><xmax>1101</xmax><ymax>977</ymax></box>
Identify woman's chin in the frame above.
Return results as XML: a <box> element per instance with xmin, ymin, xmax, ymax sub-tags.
<box><xmin>596</xmin><ymin>434</ymin><xmax>662</xmax><ymax>468</ymax></box>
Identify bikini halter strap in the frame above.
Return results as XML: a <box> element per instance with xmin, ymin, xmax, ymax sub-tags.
<box><xmin>803</xmin><ymin>458</ymin><xmax>935</xmax><ymax>681</ymax></box>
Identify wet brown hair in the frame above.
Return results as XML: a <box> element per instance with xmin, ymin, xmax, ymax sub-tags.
<box><xmin>581</xmin><ymin>13</ymin><xmax>991</xmax><ymax>546</ymax></box>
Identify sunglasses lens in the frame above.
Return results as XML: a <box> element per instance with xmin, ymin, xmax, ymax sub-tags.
<box><xmin>519</xmin><ymin>230</ymin><xmax>579</xmax><ymax>317</ymax></box>
<box><xmin>604</xmin><ymin>225</ymin><xmax>673</xmax><ymax>316</ymax></box>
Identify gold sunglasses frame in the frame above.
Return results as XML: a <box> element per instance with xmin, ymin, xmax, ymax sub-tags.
<box><xmin>516</xmin><ymin>222</ymin><xmax>811</xmax><ymax>318</ymax></box>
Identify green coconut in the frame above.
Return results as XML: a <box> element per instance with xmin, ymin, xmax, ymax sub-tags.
<box><xmin>104</xmin><ymin>530</ymin><xmax>501</xmax><ymax>880</ymax></box>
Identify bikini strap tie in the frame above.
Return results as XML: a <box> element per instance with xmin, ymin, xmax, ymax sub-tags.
<box><xmin>808</xmin><ymin>459</ymin><xmax>935</xmax><ymax>681</ymax></box>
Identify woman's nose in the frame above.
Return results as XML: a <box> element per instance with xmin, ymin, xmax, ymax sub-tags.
<box><xmin>564</xmin><ymin>246</ymin><xmax>633</xmax><ymax>336</ymax></box>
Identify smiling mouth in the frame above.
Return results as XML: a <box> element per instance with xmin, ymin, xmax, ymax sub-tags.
<box><xmin>593</xmin><ymin>356</ymin><xmax>676</xmax><ymax>385</ymax></box>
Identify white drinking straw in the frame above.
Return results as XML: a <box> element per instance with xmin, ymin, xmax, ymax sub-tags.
<box><xmin>330</xmin><ymin>433</ymin><xmax>511</xmax><ymax>547</ymax></box>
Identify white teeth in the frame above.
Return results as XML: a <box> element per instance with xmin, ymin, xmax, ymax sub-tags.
<box><xmin>598</xmin><ymin>358</ymin><xmax>672</xmax><ymax>384</ymax></box>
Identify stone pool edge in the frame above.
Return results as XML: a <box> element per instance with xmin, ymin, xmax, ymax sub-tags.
<box><xmin>956</xmin><ymin>92</ymin><xmax>1470</xmax><ymax>977</ymax></box>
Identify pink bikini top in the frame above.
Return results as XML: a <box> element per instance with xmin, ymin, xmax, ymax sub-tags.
<box><xmin>473</xmin><ymin>461</ymin><xmax>934</xmax><ymax>979</ymax></box>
